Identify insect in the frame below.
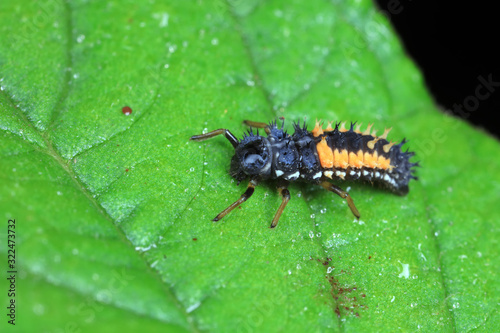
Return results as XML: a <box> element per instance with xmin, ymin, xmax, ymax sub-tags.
<box><xmin>190</xmin><ymin>119</ymin><xmax>418</xmax><ymax>228</ymax></box>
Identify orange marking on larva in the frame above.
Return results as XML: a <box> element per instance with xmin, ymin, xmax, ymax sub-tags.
<box><xmin>379</xmin><ymin>127</ymin><xmax>392</xmax><ymax>140</ymax></box>
<box><xmin>348</xmin><ymin>150</ymin><xmax>364</xmax><ymax>168</ymax></box>
<box><xmin>317</xmin><ymin>137</ymin><xmax>333</xmax><ymax>168</ymax></box>
<box><xmin>363</xmin><ymin>151</ymin><xmax>379</xmax><ymax>168</ymax></box>
<box><xmin>367</xmin><ymin>138</ymin><xmax>380</xmax><ymax>149</ymax></box>
<box><xmin>325</xmin><ymin>121</ymin><xmax>334</xmax><ymax>132</ymax></box>
<box><xmin>362</xmin><ymin>123</ymin><xmax>374</xmax><ymax>135</ymax></box>
<box><xmin>339</xmin><ymin>122</ymin><xmax>348</xmax><ymax>132</ymax></box>
<box><xmin>354</xmin><ymin>123</ymin><xmax>363</xmax><ymax>133</ymax></box>
<box><xmin>312</xmin><ymin>119</ymin><xmax>324</xmax><ymax>137</ymax></box>
<box><xmin>383</xmin><ymin>141</ymin><xmax>395</xmax><ymax>153</ymax></box>
<box><xmin>377</xmin><ymin>155</ymin><xmax>392</xmax><ymax>170</ymax></box>
<box><xmin>334</xmin><ymin>149</ymin><xmax>349</xmax><ymax>169</ymax></box>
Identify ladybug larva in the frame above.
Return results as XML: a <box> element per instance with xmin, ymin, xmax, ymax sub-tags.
<box><xmin>190</xmin><ymin>119</ymin><xmax>418</xmax><ymax>228</ymax></box>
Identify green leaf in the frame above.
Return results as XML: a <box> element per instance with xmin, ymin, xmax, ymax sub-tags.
<box><xmin>1</xmin><ymin>0</ymin><xmax>499</xmax><ymax>332</ymax></box>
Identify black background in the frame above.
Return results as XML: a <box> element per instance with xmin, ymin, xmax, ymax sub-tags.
<box><xmin>375</xmin><ymin>0</ymin><xmax>500</xmax><ymax>138</ymax></box>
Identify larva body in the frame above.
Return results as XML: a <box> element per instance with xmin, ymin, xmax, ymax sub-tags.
<box><xmin>190</xmin><ymin>119</ymin><xmax>418</xmax><ymax>228</ymax></box>
<box><xmin>231</xmin><ymin>120</ymin><xmax>416</xmax><ymax>195</ymax></box>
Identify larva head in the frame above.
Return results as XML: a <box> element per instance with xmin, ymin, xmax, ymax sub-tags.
<box><xmin>230</xmin><ymin>131</ymin><xmax>272</xmax><ymax>182</ymax></box>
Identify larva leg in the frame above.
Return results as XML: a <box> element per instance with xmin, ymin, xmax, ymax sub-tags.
<box><xmin>320</xmin><ymin>181</ymin><xmax>361</xmax><ymax>219</ymax></box>
<box><xmin>190</xmin><ymin>129</ymin><xmax>238</xmax><ymax>148</ymax></box>
<box><xmin>212</xmin><ymin>179</ymin><xmax>258</xmax><ymax>222</ymax></box>
<box><xmin>243</xmin><ymin>120</ymin><xmax>272</xmax><ymax>135</ymax></box>
<box><xmin>270</xmin><ymin>183</ymin><xmax>291</xmax><ymax>229</ymax></box>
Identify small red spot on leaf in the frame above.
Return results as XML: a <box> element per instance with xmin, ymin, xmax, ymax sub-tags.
<box><xmin>122</xmin><ymin>106</ymin><xmax>132</xmax><ymax>115</ymax></box>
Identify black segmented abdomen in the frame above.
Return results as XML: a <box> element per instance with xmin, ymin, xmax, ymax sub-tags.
<box><xmin>230</xmin><ymin>120</ymin><xmax>417</xmax><ymax>194</ymax></box>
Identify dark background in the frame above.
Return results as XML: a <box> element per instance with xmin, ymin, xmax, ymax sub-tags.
<box><xmin>375</xmin><ymin>0</ymin><xmax>500</xmax><ymax>138</ymax></box>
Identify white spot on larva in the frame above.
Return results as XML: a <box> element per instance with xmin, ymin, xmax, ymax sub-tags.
<box><xmin>286</xmin><ymin>171</ymin><xmax>300</xmax><ymax>180</ymax></box>
<box><xmin>275</xmin><ymin>170</ymin><xmax>284</xmax><ymax>177</ymax></box>
<box><xmin>375</xmin><ymin>171</ymin><xmax>380</xmax><ymax>178</ymax></box>
<box><xmin>313</xmin><ymin>171</ymin><xmax>322</xmax><ymax>179</ymax></box>
<box><xmin>335</xmin><ymin>171</ymin><xmax>346</xmax><ymax>179</ymax></box>
<box><xmin>323</xmin><ymin>171</ymin><xmax>333</xmax><ymax>179</ymax></box>
<box><xmin>363</xmin><ymin>170</ymin><xmax>370</xmax><ymax>176</ymax></box>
